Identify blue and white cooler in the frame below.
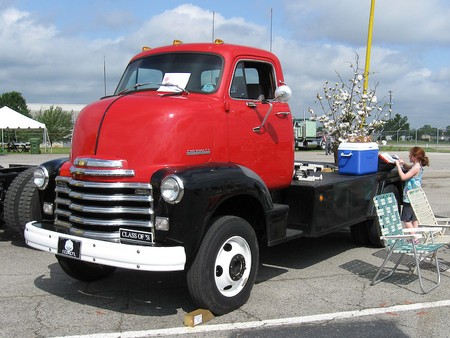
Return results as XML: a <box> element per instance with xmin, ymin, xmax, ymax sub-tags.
<box><xmin>338</xmin><ymin>142</ymin><xmax>379</xmax><ymax>175</ymax></box>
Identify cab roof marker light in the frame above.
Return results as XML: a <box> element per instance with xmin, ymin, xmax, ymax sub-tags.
<box><xmin>173</xmin><ymin>40</ymin><xmax>183</xmax><ymax>45</ymax></box>
<box><xmin>142</xmin><ymin>46</ymin><xmax>151</xmax><ymax>52</ymax></box>
<box><xmin>214</xmin><ymin>39</ymin><xmax>224</xmax><ymax>44</ymax></box>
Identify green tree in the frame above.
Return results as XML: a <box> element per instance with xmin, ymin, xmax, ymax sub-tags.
<box><xmin>0</xmin><ymin>91</ymin><xmax>31</xmax><ymax>117</ymax></box>
<box><xmin>381</xmin><ymin>113</ymin><xmax>410</xmax><ymax>131</ymax></box>
<box><xmin>417</xmin><ymin>124</ymin><xmax>435</xmax><ymax>141</ymax></box>
<box><xmin>36</xmin><ymin>106</ymin><xmax>74</xmax><ymax>146</ymax></box>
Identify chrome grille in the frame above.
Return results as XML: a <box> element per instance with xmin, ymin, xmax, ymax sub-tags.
<box><xmin>54</xmin><ymin>176</ymin><xmax>154</xmax><ymax>235</ymax></box>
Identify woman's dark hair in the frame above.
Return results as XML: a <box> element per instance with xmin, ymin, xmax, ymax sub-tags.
<box><xmin>410</xmin><ymin>146</ymin><xmax>430</xmax><ymax>167</ymax></box>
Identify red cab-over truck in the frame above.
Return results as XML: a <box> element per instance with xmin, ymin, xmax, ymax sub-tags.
<box><xmin>24</xmin><ymin>40</ymin><xmax>402</xmax><ymax>315</ymax></box>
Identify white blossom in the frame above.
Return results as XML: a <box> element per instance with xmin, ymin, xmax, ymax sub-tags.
<box><xmin>309</xmin><ymin>55</ymin><xmax>388</xmax><ymax>147</ymax></box>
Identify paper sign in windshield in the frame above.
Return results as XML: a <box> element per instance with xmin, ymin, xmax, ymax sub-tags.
<box><xmin>158</xmin><ymin>73</ymin><xmax>191</xmax><ymax>92</ymax></box>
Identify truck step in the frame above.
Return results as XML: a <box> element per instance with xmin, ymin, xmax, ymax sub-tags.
<box><xmin>268</xmin><ymin>228</ymin><xmax>304</xmax><ymax>247</ymax></box>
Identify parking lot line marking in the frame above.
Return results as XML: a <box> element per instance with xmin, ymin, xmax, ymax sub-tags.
<box><xmin>56</xmin><ymin>299</ymin><xmax>450</xmax><ymax>338</ymax></box>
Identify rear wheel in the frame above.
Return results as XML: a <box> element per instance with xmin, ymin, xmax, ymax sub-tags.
<box><xmin>350</xmin><ymin>221</ymin><xmax>371</xmax><ymax>245</ymax></box>
<box><xmin>4</xmin><ymin>167</ymin><xmax>41</xmax><ymax>238</ymax></box>
<box><xmin>56</xmin><ymin>256</ymin><xmax>117</xmax><ymax>282</ymax></box>
<box><xmin>187</xmin><ymin>216</ymin><xmax>259</xmax><ymax>315</ymax></box>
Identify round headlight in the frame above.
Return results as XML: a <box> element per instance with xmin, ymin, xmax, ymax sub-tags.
<box><xmin>161</xmin><ymin>175</ymin><xmax>184</xmax><ymax>204</ymax></box>
<box><xmin>33</xmin><ymin>166</ymin><xmax>49</xmax><ymax>190</ymax></box>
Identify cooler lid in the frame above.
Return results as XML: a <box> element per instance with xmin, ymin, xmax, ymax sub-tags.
<box><xmin>338</xmin><ymin>142</ymin><xmax>379</xmax><ymax>151</ymax></box>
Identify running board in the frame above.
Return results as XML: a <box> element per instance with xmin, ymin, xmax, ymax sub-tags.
<box><xmin>267</xmin><ymin>228</ymin><xmax>304</xmax><ymax>247</ymax></box>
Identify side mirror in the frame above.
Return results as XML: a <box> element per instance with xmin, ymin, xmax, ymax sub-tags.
<box><xmin>274</xmin><ymin>85</ymin><xmax>292</xmax><ymax>103</ymax></box>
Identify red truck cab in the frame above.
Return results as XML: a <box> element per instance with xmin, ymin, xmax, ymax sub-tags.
<box><xmin>65</xmin><ymin>41</ymin><xmax>294</xmax><ymax>188</ymax></box>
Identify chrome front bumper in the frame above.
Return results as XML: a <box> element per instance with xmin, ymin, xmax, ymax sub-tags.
<box><xmin>24</xmin><ymin>221</ymin><xmax>186</xmax><ymax>271</ymax></box>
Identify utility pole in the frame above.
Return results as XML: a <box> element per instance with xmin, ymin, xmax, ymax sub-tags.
<box><xmin>212</xmin><ymin>11</ymin><xmax>215</xmax><ymax>42</ymax></box>
<box><xmin>103</xmin><ymin>56</ymin><xmax>107</xmax><ymax>97</ymax></box>
<box><xmin>270</xmin><ymin>8</ymin><xmax>273</xmax><ymax>52</ymax></box>
<box><xmin>363</xmin><ymin>0</ymin><xmax>376</xmax><ymax>95</ymax></box>
<box><xmin>360</xmin><ymin>0</ymin><xmax>376</xmax><ymax>129</ymax></box>
<box><xmin>388</xmin><ymin>90</ymin><xmax>392</xmax><ymax>120</ymax></box>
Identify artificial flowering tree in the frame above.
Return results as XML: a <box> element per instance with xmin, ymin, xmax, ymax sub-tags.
<box><xmin>309</xmin><ymin>55</ymin><xmax>390</xmax><ymax>164</ymax></box>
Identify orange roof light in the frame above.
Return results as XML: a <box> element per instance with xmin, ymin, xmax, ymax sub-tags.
<box><xmin>214</xmin><ymin>39</ymin><xmax>224</xmax><ymax>44</ymax></box>
<box><xmin>173</xmin><ymin>39</ymin><xmax>183</xmax><ymax>45</ymax></box>
<box><xmin>141</xmin><ymin>46</ymin><xmax>151</xmax><ymax>52</ymax></box>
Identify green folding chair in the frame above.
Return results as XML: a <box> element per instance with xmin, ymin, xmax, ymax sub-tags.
<box><xmin>371</xmin><ymin>193</ymin><xmax>444</xmax><ymax>293</ymax></box>
<box><xmin>407</xmin><ymin>187</ymin><xmax>450</xmax><ymax>245</ymax></box>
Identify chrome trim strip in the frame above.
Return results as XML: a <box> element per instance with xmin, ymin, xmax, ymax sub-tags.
<box><xmin>54</xmin><ymin>219</ymin><xmax>72</xmax><ymax>228</ymax></box>
<box><xmin>68</xmin><ymin>191</ymin><xmax>152</xmax><ymax>202</ymax></box>
<box><xmin>70</xmin><ymin>167</ymin><xmax>135</xmax><ymax>177</ymax></box>
<box><xmin>55</xmin><ymin>197</ymin><xmax>70</xmax><ymax>205</ymax></box>
<box><xmin>74</xmin><ymin>158</ymin><xmax>125</xmax><ymax>168</ymax></box>
<box><xmin>60</xmin><ymin>178</ymin><xmax>151</xmax><ymax>190</ymax></box>
<box><xmin>69</xmin><ymin>203</ymin><xmax>153</xmax><ymax>215</ymax></box>
<box><xmin>55</xmin><ymin>186</ymin><xmax>71</xmax><ymax>194</ymax></box>
<box><xmin>69</xmin><ymin>215</ymin><xmax>152</xmax><ymax>227</ymax></box>
<box><xmin>55</xmin><ymin>209</ymin><xmax>71</xmax><ymax>217</ymax></box>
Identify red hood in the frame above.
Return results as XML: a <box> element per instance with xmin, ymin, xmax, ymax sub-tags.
<box><xmin>70</xmin><ymin>93</ymin><xmax>225</xmax><ymax>181</ymax></box>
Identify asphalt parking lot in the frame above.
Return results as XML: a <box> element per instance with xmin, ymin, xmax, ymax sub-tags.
<box><xmin>1</xmin><ymin>151</ymin><xmax>449</xmax><ymax>337</ymax></box>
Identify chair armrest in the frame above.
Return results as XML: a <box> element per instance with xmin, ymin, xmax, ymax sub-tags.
<box><xmin>436</xmin><ymin>218</ymin><xmax>450</xmax><ymax>226</ymax></box>
<box><xmin>381</xmin><ymin>234</ymin><xmax>420</xmax><ymax>240</ymax></box>
<box><xmin>405</xmin><ymin>227</ymin><xmax>443</xmax><ymax>233</ymax></box>
<box><xmin>419</xmin><ymin>223</ymin><xmax>447</xmax><ymax>228</ymax></box>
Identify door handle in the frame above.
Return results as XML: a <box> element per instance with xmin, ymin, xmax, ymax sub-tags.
<box><xmin>276</xmin><ymin>111</ymin><xmax>291</xmax><ymax>117</ymax></box>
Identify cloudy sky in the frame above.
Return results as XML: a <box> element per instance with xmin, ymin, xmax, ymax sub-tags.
<box><xmin>1</xmin><ymin>0</ymin><xmax>449</xmax><ymax>128</ymax></box>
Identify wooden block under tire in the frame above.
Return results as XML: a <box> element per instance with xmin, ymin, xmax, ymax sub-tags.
<box><xmin>183</xmin><ymin>309</ymin><xmax>214</xmax><ymax>327</ymax></box>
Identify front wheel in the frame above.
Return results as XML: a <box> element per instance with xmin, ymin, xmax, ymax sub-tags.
<box><xmin>187</xmin><ymin>216</ymin><xmax>259</xmax><ymax>315</ymax></box>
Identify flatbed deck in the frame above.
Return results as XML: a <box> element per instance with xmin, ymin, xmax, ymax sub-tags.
<box><xmin>283</xmin><ymin>162</ymin><xmax>400</xmax><ymax>237</ymax></box>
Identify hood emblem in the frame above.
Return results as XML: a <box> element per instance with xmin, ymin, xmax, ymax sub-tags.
<box><xmin>186</xmin><ymin>149</ymin><xmax>211</xmax><ymax>156</ymax></box>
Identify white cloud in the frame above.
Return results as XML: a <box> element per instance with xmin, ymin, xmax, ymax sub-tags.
<box><xmin>0</xmin><ymin>2</ymin><xmax>449</xmax><ymax>127</ymax></box>
<box><xmin>285</xmin><ymin>0</ymin><xmax>450</xmax><ymax>45</ymax></box>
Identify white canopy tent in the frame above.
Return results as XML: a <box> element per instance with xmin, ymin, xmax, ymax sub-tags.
<box><xmin>0</xmin><ymin>106</ymin><xmax>49</xmax><ymax>151</ymax></box>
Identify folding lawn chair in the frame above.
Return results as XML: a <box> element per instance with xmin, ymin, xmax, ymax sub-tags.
<box><xmin>407</xmin><ymin>187</ymin><xmax>450</xmax><ymax>245</ymax></box>
<box><xmin>370</xmin><ymin>193</ymin><xmax>444</xmax><ymax>293</ymax></box>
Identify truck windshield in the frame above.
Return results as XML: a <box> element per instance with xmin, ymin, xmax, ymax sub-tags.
<box><xmin>114</xmin><ymin>53</ymin><xmax>223</xmax><ymax>95</ymax></box>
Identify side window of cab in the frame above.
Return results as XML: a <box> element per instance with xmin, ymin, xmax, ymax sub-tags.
<box><xmin>230</xmin><ymin>61</ymin><xmax>276</xmax><ymax>100</ymax></box>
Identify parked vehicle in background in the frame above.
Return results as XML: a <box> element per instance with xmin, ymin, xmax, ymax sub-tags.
<box><xmin>0</xmin><ymin>165</ymin><xmax>40</xmax><ymax>234</ymax></box>
<box><xmin>293</xmin><ymin>118</ymin><xmax>323</xmax><ymax>150</ymax></box>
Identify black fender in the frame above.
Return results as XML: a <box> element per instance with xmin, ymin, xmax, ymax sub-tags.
<box><xmin>36</xmin><ymin>157</ymin><xmax>69</xmax><ymax>221</ymax></box>
<box><xmin>151</xmin><ymin>163</ymin><xmax>274</xmax><ymax>263</ymax></box>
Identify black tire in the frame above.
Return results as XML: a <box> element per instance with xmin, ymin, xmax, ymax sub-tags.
<box><xmin>56</xmin><ymin>256</ymin><xmax>117</xmax><ymax>282</ymax></box>
<box><xmin>186</xmin><ymin>216</ymin><xmax>259</xmax><ymax>315</ymax></box>
<box><xmin>320</xmin><ymin>139</ymin><xmax>326</xmax><ymax>150</ymax></box>
<box><xmin>4</xmin><ymin>167</ymin><xmax>41</xmax><ymax>237</ymax></box>
<box><xmin>350</xmin><ymin>221</ymin><xmax>371</xmax><ymax>245</ymax></box>
<box><xmin>368</xmin><ymin>184</ymin><xmax>401</xmax><ymax>247</ymax></box>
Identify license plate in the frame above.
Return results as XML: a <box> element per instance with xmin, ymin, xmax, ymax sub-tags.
<box><xmin>57</xmin><ymin>237</ymin><xmax>81</xmax><ymax>259</ymax></box>
<box><xmin>119</xmin><ymin>228</ymin><xmax>153</xmax><ymax>245</ymax></box>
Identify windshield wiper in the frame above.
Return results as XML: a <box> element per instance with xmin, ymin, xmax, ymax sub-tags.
<box><xmin>158</xmin><ymin>83</ymin><xmax>190</xmax><ymax>96</ymax></box>
<box><xmin>116</xmin><ymin>82</ymin><xmax>154</xmax><ymax>96</ymax></box>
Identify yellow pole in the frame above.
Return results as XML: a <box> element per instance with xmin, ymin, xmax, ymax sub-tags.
<box><xmin>364</xmin><ymin>0</ymin><xmax>376</xmax><ymax>94</ymax></box>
